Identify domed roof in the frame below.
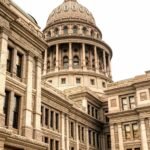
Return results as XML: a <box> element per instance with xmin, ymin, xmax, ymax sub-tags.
<box><xmin>46</xmin><ymin>0</ymin><xmax>96</xmax><ymax>26</ymax></box>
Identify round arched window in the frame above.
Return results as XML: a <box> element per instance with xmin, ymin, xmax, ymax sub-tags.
<box><xmin>63</xmin><ymin>56</ymin><xmax>69</xmax><ymax>68</ymax></box>
<box><xmin>64</xmin><ymin>26</ymin><xmax>68</xmax><ymax>34</ymax></box>
<box><xmin>73</xmin><ymin>26</ymin><xmax>78</xmax><ymax>34</ymax></box>
<box><xmin>73</xmin><ymin>56</ymin><xmax>79</xmax><ymax>67</ymax></box>
<box><xmin>82</xmin><ymin>27</ymin><xmax>87</xmax><ymax>35</ymax></box>
<box><xmin>54</xmin><ymin>28</ymin><xmax>59</xmax><ymax>36</ymax></box>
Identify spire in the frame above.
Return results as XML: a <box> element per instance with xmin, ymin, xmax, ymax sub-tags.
<box><xmin>64</xmin><ymin>0</ymin><xmax>77</xmax><ymax>1</ymax></box>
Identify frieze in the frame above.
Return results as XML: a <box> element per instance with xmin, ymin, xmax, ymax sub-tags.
<box><xmin>17</xmin><ymin>18</ymin><xmax>43</xmax><ymax>40</ymax></box>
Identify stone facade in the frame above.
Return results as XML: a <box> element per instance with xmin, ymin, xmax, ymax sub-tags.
<box><xmin>0</xmin><ymin>0</ymin><xmax>111</xmax><ymax>150</ymax></box>
<box><xmin>106</xmin><ymin>71</ymin><xmax>150</xmax><ymax>150</ymax></box>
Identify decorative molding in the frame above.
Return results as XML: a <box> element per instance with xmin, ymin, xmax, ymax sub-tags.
<box><xmin>16</xmin><ymin>18</ymin><xmax>43</xmax><ymax>40</ymax></box>
<box><xmin>0</xmin><ymin>0</ymin><xmax>10</xmax><ymax>7</ymax></box>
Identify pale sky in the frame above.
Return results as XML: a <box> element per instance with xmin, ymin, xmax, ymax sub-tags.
<box><xmin>13</xmin><ymin>0</ymin><xmax>150</xmax><ymax>81</ymax></box>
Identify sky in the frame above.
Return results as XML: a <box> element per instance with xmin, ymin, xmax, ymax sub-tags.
<box><xmin>13</xmin><ymin>0</ymin><xmax>150</xmax><ymax>81</ymax></box>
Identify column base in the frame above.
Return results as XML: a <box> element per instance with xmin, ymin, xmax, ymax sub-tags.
<box><xmin>22</xmin><ymin>126</ymin><xmax>33</xmax><ymax>139</ymax></box>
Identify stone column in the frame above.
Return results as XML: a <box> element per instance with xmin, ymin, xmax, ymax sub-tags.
<box><xmin>33</xmin><ymin>58</ymin><xmax>42</xmax><ymax>141</ymax></box>
<box><xmin>110</xmin><ymin>124</ymin><xmax>116</xmax><ymax>150</ymax></box>
<box><xmin>0</xmin><ymin>31</ymin><xmax>8</xmax><ymax>127</ymax></box>
<box><xmin>69</xmin><ymin>42</ymin><xmax>72</xmax><ymax>70</ymax></box>
<box><xmin>66</xmin><ymin>115</ymin><xmax>69</xmax><ymax>150</ymax></box>
<box><xmin>55</xmin><ymin>44</ymin><xmax>59</xmax><ymax>71</ymax></box>
<box><xmin>43</xmin><ymin>49</ymin><xmax>47</xmax><ymax>75</ymax></box>
<box><xmin>85</xmin><ymin>127</ymin><xmax>89</xmax><ymax>150</ymax></box>
<box><xmin>94</xmin><ymin>46</ymin><xmax>98</xmax><ymax>73</ymax></box>
<box><xmin>12</xmin><ymin>47</ymin><xmax>17</xmax><ymax>77</ymax></box>
<box><xmin>140</xmin><ymin>119</ymin><xmax>149</xmax><ymax>150</ymax></box>
<box><xmin>118</xmin><ymin>123</ymin><xmax>124</xmax><ymax>150</ymax></box>
<box><xmin>108</xmin><ymin>55</ymin><xmax>112</xmax><ymax>77</ymax></box>
<box><xmin>23</xmin><ymin>52</ymin><xmax>33</xmax><ymax>138</ymax></box>
<box><xmin>103</xmin><ymin>50</ymin><xmax>106</xmax><ymax>74</ymax></box>
<box><xmin>61</xmin><ymin>113</ymin><xmax>65</xmax><ymax>150</ymax></box>
<box><xmin>76</xmin><ymin>122</ymin><xmax>79</xmax><ymax>150</ymax></box>
<box><xmin>82</xmin><ymin>43</ymin><xmax>86</xmax><ymax>70</ymax></box>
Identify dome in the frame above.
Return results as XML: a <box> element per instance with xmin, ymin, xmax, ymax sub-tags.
<box><xmin>46</xmin><ymin>0</ymin><xmax>96</xmax><ymax>26</ymax></box>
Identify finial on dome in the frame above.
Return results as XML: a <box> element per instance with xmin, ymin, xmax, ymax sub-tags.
<box><xmin>64</xmin><ymin>0</ymin><xmax>77</xmax><ymax>2</ymax></box>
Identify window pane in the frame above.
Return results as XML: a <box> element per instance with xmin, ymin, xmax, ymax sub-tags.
<box><xmin>132</xmin><ymin>123</ymin><xmax>139</xmax><ymax>139</ymax></box>
<box><xmin>12</xmin><ymin>95</ymin><xmax>20</xmax><ymax>129</ymax></box>
<box><xmin>124</xmin><ymin>125</ymin><xmax>131</xmax><ymax>140</ymax></box>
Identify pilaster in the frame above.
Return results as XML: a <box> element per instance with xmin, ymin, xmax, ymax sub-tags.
<box><xmin>22</xmin><ymin>52</ymin><xmax>33</xmax><ymax>138</ymax></box>
<box><xmin>43</xmin><ymin>49</ymin><xmax>47</xmax><ymax>75</ymax></box>
<box><xmin>118</xmin><ymin>123</ymin><xmax>124</xmax><ymax>150</ymax></box>
<box><xmin>85</xmin><ymin>127</ymin><xmax>89</xmax><ymax>150</ymax></box>
<box><xmin>0</xmin><ymin>31</ymin><xmax>8</xmax><ymax>126</ymax></box>
<box><xmin>65</xmin><ymin>115</ymin><xmax>69</xmax><ymax>150</ymax></box>
<box><xmin>33</xmin><ymin>58</ymin><xmax>42</xmax><ymax>141</ymax></box>
<box><xmin>110</xmin><ymin>124</ymin><xmax>116</xmax><ymax>150</ymax></box>
<box><xmin>61</xmin><ymin>113</ymin><xmax>65</xmax><ymax>150</ymax></box>
<box><xmin>140</xmin><ymin>119</ymin><xmax>149</xmax><ymax>150</ymax></box>
<box><xmin>76</xmin><ymin>122</ymin><xmax>79</xmax><ymax>150</ymax></box>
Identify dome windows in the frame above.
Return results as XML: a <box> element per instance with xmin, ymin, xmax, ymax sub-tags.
<box><xmin>73</xmin><ymin>56</ymin><xmax>79</xmax><ymax>68</ymax></box>
<box><xmin>54</xmin><ymin>28</ymin><xmax>59</xmax><ymax>36</ymax></box>
<box><xmin>82</xmin><ymin>27</ymin><xmax>87</xmax><ymax>35</ymax></box>
<box><xmin>63</xmin><ymin>56</ymin><xmax>69</xmax><ymax>69</ymax></box>
<box><xmin>63</xmin><ymin>26</ymin><xmax>68</xmax><ymax>34</ymax></box>
<box><xmin>73</xmin><ymin>25</ymin><xmax>78</xmax><ymax>34</ymax></box>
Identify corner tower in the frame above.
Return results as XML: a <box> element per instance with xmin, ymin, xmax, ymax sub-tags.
<box><xmin>42</xmin><ymin>0</ymin><xmax>112</xmax><ymax>95</ymax></box>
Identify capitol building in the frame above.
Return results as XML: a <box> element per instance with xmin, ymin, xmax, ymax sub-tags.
<box><xmin>0</xmin><ymin>0</ymin><xmax>150</xmax><ymax>150</ymax></box>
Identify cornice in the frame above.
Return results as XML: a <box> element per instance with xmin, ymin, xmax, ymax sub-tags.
<box><xmin>42</xmin><ymin>70</ymin><xmax>112</xmax><ymax>82</ymax></box>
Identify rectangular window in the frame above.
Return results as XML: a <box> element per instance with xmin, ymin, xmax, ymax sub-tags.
<box><xmin>41</xmin><ymin>106</ymin><xmax>44</xmax><ymax>126</ymax></box>
<box><xmin>88</xmin><ymin>130</ymin><xmax>91</xmax><ymax>145</ymax></box>
<box><xmin>129</xmin><ymin>96</ymin><xmax>135</xmax><ymax>109</ymax></box>
<box><xmin>76</xmin><ymin>78</ymin><xmax>81</xmax><ymax>84</ymax></box>
<box><xmin>4</xmin><ymin>91</ymin><xmax>10</xmax><ymax>126</ymax></box>
<box><xmin>95</xmin><ymin>109</ymin><xmax>98</xmax><ymax>119</ymax></box>
<box><xmin>61</xmin><ymin>78</ymin><xmax>66</xmax><ymax>84</ymax></box>
<box><xmin>70</xmin><ymin>122</ymin><xmax>74</xmax><ymax>138</ymax></box>
<box><xmin>124</xmin><ymin>124</ymin><xmax>131</xmax><ymax>140</ymax></box>
<box><xmin>55</xmin><ymin>141</ymin><xmax>59</xmax><ymax>150</ymax></box>
<box><xmin>16</xmin><ymin>52</ymin><xmax>23</xmax><ymax>78</ymax></box>
<box><xmin>12</xmin><ymin>94</ymin><xmax>20</xmax><ymax>129</ymax></box>
<box><xmin>44</xmin><ymin>137</ymin><xmax>49</xmax><ymax>143</ymax></box>
<box><xmin>132</xmin><ymin>123</ymin><xmax>139</xmax><ymax>139</ymax></box>
<box><xmin>55</xmin><ymin>113</ymin><xmax>59</xmax><ymax>130</ymax></box>
<box><xmin>81</xmin><ymin>127</ymin><xmax>84</xmax><ymax>142</ymax></box>
<box><xmin>92</xmin><ymin>107</ymin><xmax>94</xmax><ymax>117</ymax></box>
<box><xmin>93</xmin><ymin>132</ymin><xmax>95</xmax><ymax>146</ymax></box>
<box><xmin>7</xmin><ymin>47</ymin><xmax>13</xmax><ymax>72</ymax></box>
<box><xmin>107</xmin><ymin>135</ymin><xmax>111</xmax><ymax>148</ymax></box>
<box><xmin>50</xmin><ymin>111</ymin><xmax>54</xmax><ymax>128</ymax></box>
<box><xmin>122</xmin><ymin>97</ymin><xmax>128</xmax><ymax>110</ymax></box>
<box><xmin>90</xmin><ymin>79</ymin><xmax>95</xmax><ymax>85</ymax></box>
<box><xmin>97</xmin><ymin>134</ymin><xmax>99</xmax><ymax>148</ymax></box>
<box><xmin>50</xmin><ymin>139</ymin><xmax>54</xmax><ymax>150</ymax></box>
<box><xmin>88</xmin><ymin>104</ymin><xmax>90</xmax><ymax>115</ymax></box>
<box><xmin>45</xmin><ymin>108</ymin><xmax>49</xmax><ymax>126</ymax></box>
<box><xmin>78</xmin><ymin>125</ymin><xmax>81</xmax><ymax>141</ymax></box>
